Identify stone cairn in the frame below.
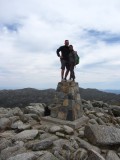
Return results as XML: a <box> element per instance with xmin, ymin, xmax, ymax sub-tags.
<box><xmin>50</xmin><ymin>81</ymin><xmax>83</xmax><ymax>121</ymax></box>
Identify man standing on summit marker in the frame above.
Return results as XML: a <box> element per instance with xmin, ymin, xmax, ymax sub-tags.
<box><xmin>56</xmin><ymin>40</ymin><xmax>70</xmax><ymax>81</ymax></box>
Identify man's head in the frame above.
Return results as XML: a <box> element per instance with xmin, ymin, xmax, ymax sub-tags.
<box><xmin>64</xmin><ymin>40</ymin><xmax>69</xmax><ymax>46</ymax></box>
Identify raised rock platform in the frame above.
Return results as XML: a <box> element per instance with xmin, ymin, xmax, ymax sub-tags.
<box><xmin>50</xmin><ymin>81</ymin><xmax>83</xmax><ymax>121</ymax></box>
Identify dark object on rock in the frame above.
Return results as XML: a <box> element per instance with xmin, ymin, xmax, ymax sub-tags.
<box><xmin>44</xmin><ymin>106</ymin><xmax>51</xmax><ymax>116</ymax></box>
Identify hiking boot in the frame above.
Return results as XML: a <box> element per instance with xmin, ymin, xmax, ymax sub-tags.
<box><xmin>61</xmin><ymin>78</ymin><xmax>67</xmax><ymax>82</ymax></box>
<box><xmin>68</xmin><ymin>78</ymin><xmax>72</xmax><ymax>82</ymax></box>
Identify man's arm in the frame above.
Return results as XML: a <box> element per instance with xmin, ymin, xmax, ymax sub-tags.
<box><xmin>56</xmin><ymin>46</ymin><xmax>62</xmax><ymax>57</ymax></box>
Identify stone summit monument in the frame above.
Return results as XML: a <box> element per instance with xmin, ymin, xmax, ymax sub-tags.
<box><xmin>50</xmin><ymin>81</ymin><xmax>83</xmax><ymax>121</ymax></box>
<box><xmin>42</xmin><ymin>81</ymin><xmax>85</xmax><ymax>129</ymax></box>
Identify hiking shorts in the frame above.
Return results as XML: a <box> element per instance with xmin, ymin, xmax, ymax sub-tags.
<box><xmin>60</xmin><ymin>59</ymin><xmax>69</xmax><ymax>70</ymax></box>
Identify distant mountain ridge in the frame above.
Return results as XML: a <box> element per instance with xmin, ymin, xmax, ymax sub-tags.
<box><xmin>102</xmin><ymin>89</ymin><xmax>120</xmax><ymax>94</ymax></box>
<box><xmin>0</xmin><ymin>87</ymin><xmax>120</xmax><ymax>108</ymax></box>
<box><xmin>80</xmin><ymin>88</ymin><xmax>120</xmax><ymax>105</ymax></box>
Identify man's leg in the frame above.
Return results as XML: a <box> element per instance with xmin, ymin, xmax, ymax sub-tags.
<box><xmin>61</xmin><ymin>60</ymin><xmax>65</xmax><ymax>81</ymax></box>
<box><xmin>64</xmin><ymin>69</ymin><xmax>69</xmax><ymax>80</ymax></box>
<box><xmin>64</xmin><ymin>62</ymin><xmax>70</xmax><ymax>80</ymax></box>
<box><xmin>61</xmin><ymin>69</ymin><xmax>64</xmax><ymax>80</ymax></box>
<box><xmin>65</xmin><ymin>62</ymin><xmax>70</xmax><ymax>80</ymax></box>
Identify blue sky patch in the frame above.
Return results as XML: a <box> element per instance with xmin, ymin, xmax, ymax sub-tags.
<box><xmin>0</xmin><ymin>22</ymin><xmax>21</xmax><ymax>32</ymax></box>
<box><xmin>82</xmin><ymin>60</ymin><xmax>107</xmax><ymax>69</ymax></box>
<box><xmin>84</xmin><ymin>29</ymin><xmax>120</xmax><ymax>44</ymax></box>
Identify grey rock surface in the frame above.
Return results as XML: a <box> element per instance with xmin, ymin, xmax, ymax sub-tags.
<box><xmin>37</xmin><ymin>151</ymin><xmax>59</xmax><ymax>160</ymax></box>
<box><xmin>85</xmin><ymin>124</ymin><xmax>120</xmax><ymax>146</ymax></box>
<box><xmin>87</xmin><ymin>149</ymin><xmax>105</xmax><ymax>160</ymax></box>
<box><xmin>0</xmin><ymin>118</ymin><xmax>11</xmax><ymax>130</ymax></box>
<box><xmin>14</xmin><ymin>130</ymin><xmax>38</xmax><ymax>141</ymax></box>
<box><xmin>106</xmin><ymin>150</ymin><xmax>120</xmax><ymax>160</ymax></box>
<box><xmin>6</xmin><ymin>151</ymin><xmax>46</xmax><ymax>160</ymax></box>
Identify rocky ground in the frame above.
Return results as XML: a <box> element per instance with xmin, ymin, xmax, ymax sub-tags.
<box><xmin>0</xmin><ymin>101</ymin><xmax>120</xmax><ymax>160</ymax></box>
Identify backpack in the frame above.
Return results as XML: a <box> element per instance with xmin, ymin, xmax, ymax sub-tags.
<box><xmin>74</xmin><ymin>51</ymin><xmax>80</xmax><ymax>65</ymax></box>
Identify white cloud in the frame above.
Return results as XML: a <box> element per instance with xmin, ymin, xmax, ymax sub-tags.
<box><xmin>0</xmin><ymin>0</ymin><xmax>120</xmax><ymax>89</ymax></box>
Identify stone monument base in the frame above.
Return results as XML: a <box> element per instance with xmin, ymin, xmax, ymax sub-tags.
<box><xmin>50</xmin><ymin>81</ymin><xmax>83</xmax><ymax>121</ymax></box>
<box><xmin>41</xmin><ymin>116</ymin><xmax>89</xmax><ymax>129</ymax></box>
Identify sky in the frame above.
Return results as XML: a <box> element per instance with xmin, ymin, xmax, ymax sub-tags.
<box><xmin>0</xmin><ymin>0</ymin><xmax>120</xmax><ymax>90</ymax></box>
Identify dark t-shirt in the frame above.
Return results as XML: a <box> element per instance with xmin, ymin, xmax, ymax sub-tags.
<box><xmin>56</xmin><ymin>45</ymin><xmax>70</xmax><ymax>61</ymax></box>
